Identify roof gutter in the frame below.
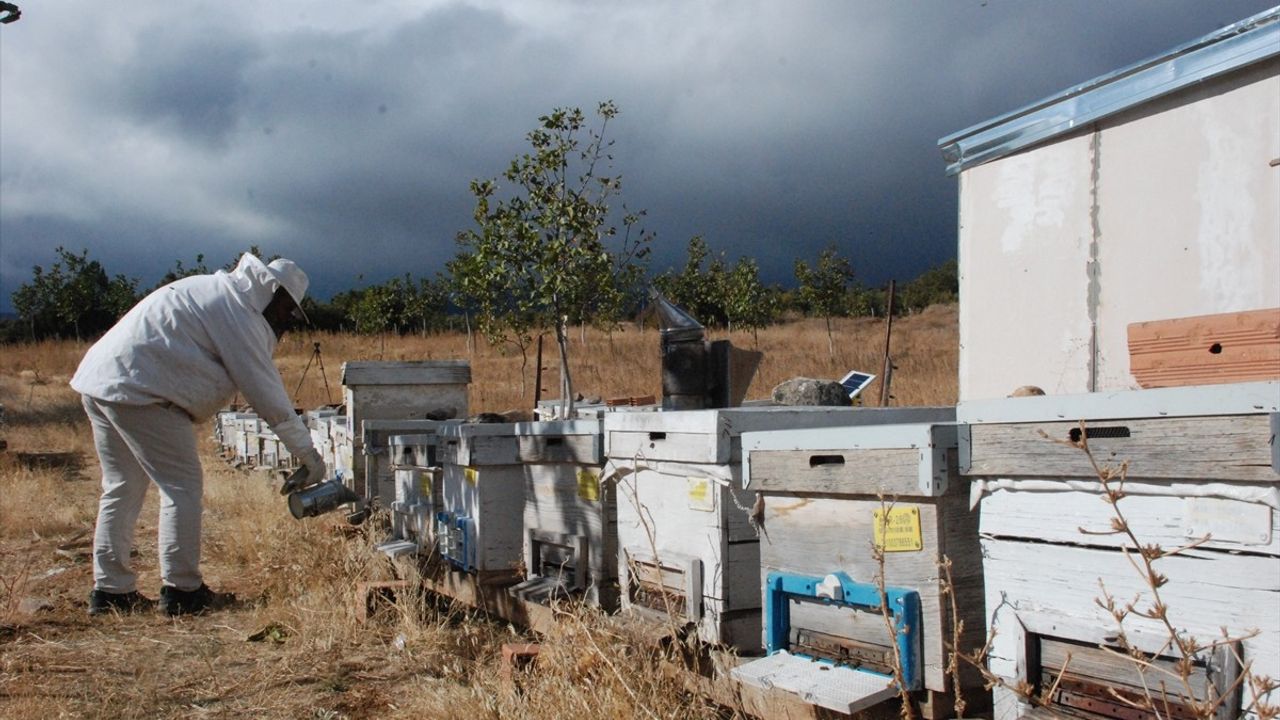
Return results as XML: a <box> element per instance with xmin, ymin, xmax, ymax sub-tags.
<box><xmin>937</xmin><ymin>7</ymin><xmax>1280</xmax><ymax>176</ymax></box>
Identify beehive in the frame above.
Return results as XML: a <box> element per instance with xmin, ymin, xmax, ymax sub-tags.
<box><xmin>960</xmin><ymin>381</ymin><xmax>1280</xmax><ymax>720</ymax></box>
<box><xmin>734</xmin><ymin>414</ymin><xmax>986</xmax><ymax>717</ymax></box>
<box><xmin>361</xmin><ymin>419</ymin><xmax>459</xmax><ymax>509</ymax></box>
<box><xmin>435</xmin><ymin>422</ymin><xmax>524</xmax><ymax>575</ymax></box>
<box><xmin>604</xmin><ymin>405</ymin><xmax>952</xmax><ymax>651</ymax></box>
<box><xmin>377</xmin><ymin>432</ymin><xmax>447</xmax><ymax>558</ymax></box>
<box><xmin>509</xmin><ymin>419</ymin><xmax>615</xmax><ymax>608</ymax></box>
<box><xmin>340</xmin><ymin>361</ymin><xmax>470</xmax><ymax>495</ymax></box>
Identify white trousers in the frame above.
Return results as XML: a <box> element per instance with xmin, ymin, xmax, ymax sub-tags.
<box><xmin>82</xmin><ymin>396</ymin><xmax>204</xmax><ymax>592</ymax></box>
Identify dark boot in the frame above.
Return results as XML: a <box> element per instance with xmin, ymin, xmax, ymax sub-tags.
<box><xmin>158</xmin><ymin>584</ymin><xmax>236</xmax><ymax>616</ymax></box>
<box><xmin>88</xmin><ymin>589</ymin><xmax>155</xmax><ymax>616</ymax></box>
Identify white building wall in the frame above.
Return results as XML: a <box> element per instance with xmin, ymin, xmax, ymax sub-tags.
<box><xmin>958</xmin><ymin>133</ymin><xmax>1096</xmax><ymax>401</ymax></box>
<box><xmin>1093</xmin><ymin>59</ymin><xmax>1280</xmax><ymax>389</ymax></box>
<box><xmin>958</xmin><ymin>58</ymin><xmax>1280</xmax><ymax>401</ymax></box>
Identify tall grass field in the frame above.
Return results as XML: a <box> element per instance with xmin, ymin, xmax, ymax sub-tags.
<box><xmin>0</xmin><ymin>306</ymin><xmax>957</xmax><ymax>719</ymax></box>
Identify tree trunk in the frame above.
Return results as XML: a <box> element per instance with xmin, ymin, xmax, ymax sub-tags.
<box><xmin>519</xmin><ymin>342</ymin><xmax>529</xmax><ymax>399</ymax></box>
<box><xmin>825</xmin><ymin>316</ymin><xmax>835</xmax><ymax>360</ymax></box>
<box><xmin>556</xmin><ymin>318</ymin><xmax>575</xmax><ymax>418</ymax></box>
<box><xmin>464</xmin><ymin>312</ymin><xmax>474</xmax><ymax>356</ymax></box>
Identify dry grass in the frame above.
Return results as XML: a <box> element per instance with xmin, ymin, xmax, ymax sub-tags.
<box><xmin>274</xmin><ymin>303</ymin><xmax>958</xmax><ymax>412</ymax></box>
<box><xmin>0</xmin><ymin>307</ymin><xmax>958</xmax><ymax>719</ymax></box>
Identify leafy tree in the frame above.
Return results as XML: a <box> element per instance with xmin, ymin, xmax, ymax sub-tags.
<box><xmin>451</xmin><ymin>101</ymin><xmax>651</xmax><ymax>413</ymax></box>
<box><xmin>402</xmin><ymin>274</ymin><xmax>450</xmax><ymax>336</ymax></box>
<box><xmin>794</xmin><ymin>245</ymin><xmax>856</xmax><ymax>358</ymax></box>
<box><xmin>653</xmin><ymin>236</ymin><xmax>729</xmax><ymax>327</ymax></box>
<box><xmin>722</xmin><ymin>256</ymin><xmax>779</xmax><ymax>342</ymax></box>
<box><xmin>155</xmin><ymin>254</ymin><xmax>212</xmax><ymax>288</ymax></box>
<box><xmin>898</xmin><ymin>259</ymin><xmax>958</xmax><ymax>313</ymax></box>
<box><xmin>11</xmin><ymin>247</ymin><xmax>140</xmax><ymax>341</ymax></box>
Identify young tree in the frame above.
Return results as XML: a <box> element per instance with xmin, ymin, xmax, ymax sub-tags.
<box><xmin>451</xmin><ymin>101</ymin><xmax>651</xmax><ymax>414</ymax></box>
<box><xmin>653</xmin><ymin>235</ymin><xmax>730</xmax><ymax>327</ymax></box>
<box><xmin>403</xmin><ymin>274</ymin><xmax>449</xmax><ymax>336</ymax></box>
<box><xmin>898</xmin><ymin>259</ymin><xmax>958</xmax><ymax>313</ymax></box>
<box><xmin>722</xmin><ymin>256</ymin><xmax>779</xmax><ymax>343</ymax></box>
<box><xmin>794</xmin><ymin>245</ymin><xmax>856</xmax><ymax>359</ymax></box>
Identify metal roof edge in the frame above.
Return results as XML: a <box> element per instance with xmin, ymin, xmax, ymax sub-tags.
<box><xmin>938</xmin><ymin>6</ymin><xmax>1280</xmax><ymax>176</ymax></box>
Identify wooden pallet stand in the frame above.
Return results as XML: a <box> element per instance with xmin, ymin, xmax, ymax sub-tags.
<box><xmin>353</xmin><ymin>580</ymin><xmax>411</xmax><ymax>624</ymax></box>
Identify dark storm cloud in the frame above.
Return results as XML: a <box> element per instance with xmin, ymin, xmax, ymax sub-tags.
<box><xmin>117</xmin><ymin>27</ymin><xmax>263</xmax><ymax>147</ymax></box>
<box><xmin>2</xmin><ymin>0</ymin><xmax>1276</xmax><ymax>310</ymax></box>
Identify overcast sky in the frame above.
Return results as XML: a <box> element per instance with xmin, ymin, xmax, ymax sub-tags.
<box><xmin>1</xmin><ymin>0</ymin><xmax>1275</xmax><ymax>311</ymax></box>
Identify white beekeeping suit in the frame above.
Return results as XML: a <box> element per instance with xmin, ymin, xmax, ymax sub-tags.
<box><xmin>71</xmin><ymin>253</ymin><xmax>324</xmax><ymax>615</ymax></box>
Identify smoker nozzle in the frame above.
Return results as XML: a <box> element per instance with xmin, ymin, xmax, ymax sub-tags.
<box><xmin>649</xmin><ymin>289</ymin><xmax>704</xmax><ymax>344</ymax></box>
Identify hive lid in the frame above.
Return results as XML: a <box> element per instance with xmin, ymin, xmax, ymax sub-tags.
<box><xmin>731</xmin><ymin>651</ymin><xmax>899</xmax><ymax>714</ymax></box>
<box><xmin>340</xmin><ymin>360</ymin><xmax>471</xmax><ymax>386</ymax></box>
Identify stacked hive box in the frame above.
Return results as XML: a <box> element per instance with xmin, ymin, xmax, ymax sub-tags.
<box><xmin>362</xmin><ymin>419</ymin><xmax>459</xmax><ymax>511</ymax></box>
<box><xmin>340</xmin><ymin>361</ymin><xmax>470</xmax><ymax>500</ymax></box>
<box><xmin>435</xmin><ymin>422</ymin><xmax>526</xmax><ymax>577</ymax></box>
<box><xmin>604</xmin><ymin>406</ymin><xmax>946</xmax><ymax>651</ymax></box>
<box><xmin>960</xmin><ymin>382</ymin><xmax>1279</xmax><ymax>720</ymax></box>
<box><xmin>732</xmin><ymin>412</ymin><xmax>986</xmax><ymax>717</ymax></box>
<box><xmin>509</xmin><ymin>418</ymin><xmax>614</xmax><ymax>609</ymax></box>
<box><xmin>378</xmin><ymin>432</ymin><xmax>448</xmax><ymax>557</ymax></box>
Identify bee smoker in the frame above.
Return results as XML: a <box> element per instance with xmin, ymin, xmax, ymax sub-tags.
<box><xmin>281</xmin><ymin>466</ymin><xmax>361</xmax><ymax>519</ymax></box>
<box><xmin>651</xmin><ymin>290</ymin><xmax>763</xmax><ymax>410</ymax></box>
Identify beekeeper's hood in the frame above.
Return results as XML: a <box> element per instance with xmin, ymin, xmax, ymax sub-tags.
<box><xmin>226</xmin><ymin>253</ymin><xmax>309</xmax><ymax>315</ymax></box>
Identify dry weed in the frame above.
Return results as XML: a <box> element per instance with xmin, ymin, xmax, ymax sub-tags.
<box><xmin>0</xmin><ymin>311</ymin><xmax>956</xmax><ymax>719</ymax></box>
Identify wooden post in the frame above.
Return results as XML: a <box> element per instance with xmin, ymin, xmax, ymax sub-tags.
<box><xmin>879</xmin><ymin>280</ymin><xmax>896</xmax><ymax>406</ymax></box>
<box><xmin>533</xmin><ymin>333</ymin><xmax>544</xmax><ymax>414</ymax></box>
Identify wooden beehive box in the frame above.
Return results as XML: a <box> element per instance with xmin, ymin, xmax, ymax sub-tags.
<box><xmin>362</xmin><ymin>419</ymin><xmax>460</xmax><ymax>509</ymax></box>
<box><xmin>436</xmin><ymin>422</ymin><xmax>525</xmax><ymax>576</ymax></box>
<box><xmin>604</xmin><ymin>406</ymin><xmax>953</xmax><ymax>651</ymax></box>
<box><xmin>329</xmin><ymin>417</ymin><xmax>355</xmax><ymax>484</ymax></box>
<box><xmin>510</xmin><ymin>419</ymin><xmax>615</xmax><ymax>609</ymax></box>
<box><xmin>378</xmin><ymin>433</ymin><xmax>447</xmax><ymax>557</ymax></box>
<box><xmin>340</xmin><ymin>361</ymin><xmax>470</xmax><ymax>494</ymax></box>
<box><xmin>231</xmin><ymin>415</ymin><xmax>261</xmax><ymax>467</ymax></box>
<box><xmin>959</xmin><ymin>381</ymin><xmax>1280</xmax><ymax>720</ymax></box>
<box><xmin>735</xmin><ymin>417</ymin><xmax>985</xmax><ymax>718</ymax></box>
<box><xmin>306</xmin><ymin>413</ymin><xmax>337</xmax><ymax>479</ymax></box>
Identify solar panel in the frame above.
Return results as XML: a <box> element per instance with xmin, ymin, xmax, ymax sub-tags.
<box><xmin>839</xmin><ymin>370</ymin><xmax>877</xmax><ymax>401</ymax></box>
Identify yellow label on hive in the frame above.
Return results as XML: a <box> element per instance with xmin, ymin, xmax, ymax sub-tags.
<box><xmin>418</xmin><ymin>470</ymin><xmax>432</xmax><ymax>494</ymax></box>
<box><xmin>464</xmin><ymin>467</ymin><xmax>479</xmax><ymax>486</ymax></box>
<box><xmin>577</xmin><ymin>470</ymin><xmax>600</xmax><ymax>502</ymax></box>
<box><xmin>687</xmin><ymin>477</ymin><xmax>714</xmax><ymax>512</ymax></box>
<box><xmin>873</xmin><ymin>506</ymin><xmax>923</xmax><ymax>552</ymax></box>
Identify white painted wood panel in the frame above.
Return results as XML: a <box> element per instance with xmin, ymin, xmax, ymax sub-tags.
<box><xmin>439</xmin><ymin>462</ymin><xmax>525</xmax><ymax>572</ymax></box>
<box><xmin>523</xmin><ymin>463</ymin><xmax>615</xmax><ymax>589</ymax></box>
<box><xmin>981</xmin><ymin>488</ymin><xmax>1279</xmax><ymax>553</ymax></box>
<box><xmin>981</xmin><ymin>537</ymin><xmax>1279</xmax><ymax>718</ymax></box>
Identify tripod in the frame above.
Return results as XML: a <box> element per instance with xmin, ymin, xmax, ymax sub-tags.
<box><xmin>293</xmin><ymin>342</ymin><xmax>334</xmax><ymax>405</ymax></box>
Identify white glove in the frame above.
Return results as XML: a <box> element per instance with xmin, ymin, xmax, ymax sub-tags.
<box><xmin>301</xmin><ymin>448</ymin><xmax>327</xmax><ymax>486</ymax></box>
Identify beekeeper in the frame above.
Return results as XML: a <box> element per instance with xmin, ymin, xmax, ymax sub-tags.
<box><xmin>71</xmin><ymin>253</ymin><xmax>327</xmax><ymax>617</ymax></box>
